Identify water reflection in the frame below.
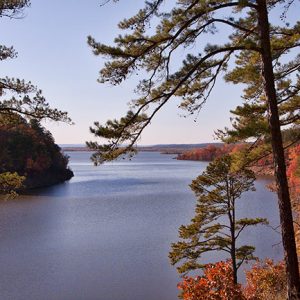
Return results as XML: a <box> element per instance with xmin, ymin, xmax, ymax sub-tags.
<box><xmin>0</xmin><ymin>152</ymin><xmax>282</xmax><ymax>300</ymax></box>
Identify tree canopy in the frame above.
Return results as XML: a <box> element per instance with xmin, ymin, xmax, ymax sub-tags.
<box><xmin>0</xmin><ymin>114</ymin><xmax>73</xmax><ymax>192</ymax></box>
<box><xmin>169</xmin><ymin>155</ymin><xmax>267</xmax><ymax>284</ymax></box>
<box><xmin>87</xmin><ymin>0</ymin><xmax>299</xmax><ymax>163</ymax></box>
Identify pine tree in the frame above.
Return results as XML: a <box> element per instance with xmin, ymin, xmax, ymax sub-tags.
<box><xmin>169</xmin><ymin>155</ymin><xmax>267</xmax><ymax>284</ymax></box>
<box><xmin>216</xmin><ymin>17</ymin><xmax>300</xmax><ymax>163</ymax></box>
<box><xmin>88</xmin><ymin>0</ymin><xmax>300</xmax><ymax>298</ymax></box>
<box><xmin>0</xmin><ymin>0</ymin><xmax>71</xmax><ymax>123</ymax></box>
<box><xmin>87</xmin><ymin>1</ymin><xmax>300</xmax><ymax>296</ymax></box>
<box><xmin>0</xmin><ymin>0</ymin><xmax>29</xmax><ymax>18</ymax></box>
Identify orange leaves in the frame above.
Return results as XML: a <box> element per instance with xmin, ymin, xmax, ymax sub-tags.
<box><xmin>287</xmin><ymin>145</ymin><xmax>300</xmax><ymax>201</ymax></box>
<box><xmin>177</xmin><ymin>144</ymin><xmax>248</xmax><ymax>162</ymax></box>
<box><xmin>178</xmin><ymin>260</ymin><xmax>287</xmax><ymax>300</ymax></box>
<box><xmin>243</xmin><ymin>259</ymin><xmax>286</xmax><ymax>300</ymax></box>
<box><xmin>178</xmin><ymin>261</ymin><xmax>245</xmax><ymax>300</ymax></box>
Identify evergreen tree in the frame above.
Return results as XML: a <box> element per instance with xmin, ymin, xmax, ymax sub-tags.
<box><xmin>0</xmin><ymin>0</ymin><xmax>30</xmax><ymax>18</ymax></box>
<box><xmin>87</xmin><ymin>1</ymin><xmax>300</xmax><ymax>296</ymax></box>
<box><xmin>169</xmin><ymin>155</ymin><xmax>267</xmax><ymax>284</ymax></box>
<box><xmin>0</xmin><ymin>0</ymin><xmax>71</xmax><ymax>123</ymax></box>
<box><xmin>0</xmin><ymin>1</ymin><xmax>72</xmax><ymax>195</ymax></box>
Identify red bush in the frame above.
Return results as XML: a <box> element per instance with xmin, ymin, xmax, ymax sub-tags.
<box><xmin>178</xmin><ymin>261</ymin><xmax>245</xmax><ymax>300</ymax></box>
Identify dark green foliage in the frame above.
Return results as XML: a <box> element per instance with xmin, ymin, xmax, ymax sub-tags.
<box><xmin>169</xmin><ymin>155</ymin><xmax>267</xmax><ymax>283</ymax></box>
<box><xmin>87</xmin><ymin>110</ymin><xmax>147</xmax><ymax>164</ymax></box>
<box><xmin>216</xmin><ymin>19</ymin><xmax>300</xmax><ymax>162</ymax></box>
<box><xmin>0</xmin><ymin>76</ymin><xmax>72</xmax><ymax>124</ymax></box>
<box><xmin>0</xmin><ymin>115</ymin><xmax>73</xmax><ymax>190</ymax></box>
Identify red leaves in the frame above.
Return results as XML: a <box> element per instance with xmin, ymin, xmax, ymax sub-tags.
<box><xmin>178</xmin><ymin>260</ymin><xmax>286</xmax><ymax>300</ymax></box>
<box><xmin>287</xmin><ymin>145</ymin><xmax>300</xmax><ymax>201</ymax></box>
<box><xmin>243</xmin><ymin>259</ymin><xmax>286</xmax><ymax>300</ymax></box>
<box><xmin>178</xmin><ymin>261</ymin><xmax>245</xmax><ymax>300</ymax></box>
<box><xmin>177</xmin><ymin>144</ymin><xmax>248</xmax><ymax>162</ymax></box>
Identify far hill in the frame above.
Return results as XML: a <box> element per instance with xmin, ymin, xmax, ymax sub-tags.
<box><xmin>62</xmin><ymin>143</ymin><xmax>223</xmax><ymax>154</ymax></box>
<box><xmin>0</xmin><ymin>116</ymin><xmax>73</xmax><ymax>190</ymax></box>
<box><xmin>138</xmin><ymin>143</ymin><xmax>224</xmax><ymax>154</ymax></box>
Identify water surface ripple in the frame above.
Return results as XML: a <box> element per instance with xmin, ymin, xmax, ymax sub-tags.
<box><xmin>0</xmin><ymin>152</ymin><xmax>282</xmax><ymax>300</ymax></box>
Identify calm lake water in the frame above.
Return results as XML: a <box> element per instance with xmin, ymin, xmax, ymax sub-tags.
<box><xmin>0</xmin><ymin>151</ymin><xmax>283</xmax><ymax>300</ymax></box>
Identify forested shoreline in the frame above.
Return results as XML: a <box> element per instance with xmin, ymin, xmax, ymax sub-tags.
<box><xmin>176</xmin><ymin>140</ymin><xmax>300</xmax><ymax>275</ymax></box>
<box><xmin>1</xmin><ymin>0</ymin><xmax>300</xmax><ymax>299</ymax></box>
<box><xmin>0</xmin><ymin>115</ymin><xmax>73</xmax><ymax>192</ymax></box>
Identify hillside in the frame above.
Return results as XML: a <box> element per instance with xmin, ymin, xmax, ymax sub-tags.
<box><xmin>0</xmin><ymin>116</ymin><xmax>73</xmax><ymax>190</ymax></box>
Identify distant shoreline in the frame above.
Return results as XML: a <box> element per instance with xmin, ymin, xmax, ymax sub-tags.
<box><xmin>61</xmin><ymin>143</ymin><xmax>222</xmax><ymax>154</ymax></box>
<box><xmin>62</xmin><ymin>146</ymin><xmax>91</xmax><ymax>152</ymax></box>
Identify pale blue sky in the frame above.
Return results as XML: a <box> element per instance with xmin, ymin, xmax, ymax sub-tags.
<box><xmin>1</xmin><ymin>1</ymin><xmax>296</xmax><ymax>145</ymax></box>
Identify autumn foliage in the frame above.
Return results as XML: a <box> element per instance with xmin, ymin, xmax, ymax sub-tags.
<box><xmin>178</xmin><ymin>260</ymin><xmax>286</xmax><ymax>300</ymax></box>
<box><xmin>287</xmin><ymin>145</ymin><xmax>300</xmax><ymax>202</ymax></box>
<box><xmin>286</xmin><ymin>145</ymin><xmax>300</xmax><ymax>261</ymax></box>
<box><xmin>177</xmin><ymin>142</ymin><xmax>300</xmax><ymax>183</ymax></box>
<box><xmin>243</xmin><ymin>259</ymin><xmax>286</xmax><ymax>300</ymax></box>
<box><xmin>177</xmin><ymin>144</ymin><xmax>245</xmax><ymax>161</ymax></box>
<box><xmin>178</xmin><ymin>261</ymin><xmax>245</xmax><ymax>300</ymax></box>
<box><xmin>0</xmin><ymin>115</ymin><xmax>73</xmax><ymax>189</ymax></box>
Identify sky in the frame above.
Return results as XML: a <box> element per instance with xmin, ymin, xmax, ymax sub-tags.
<box><xmin>1</xmin><ymin>0</ymin><xmax>297</xmax><ymax>145</ymax></box>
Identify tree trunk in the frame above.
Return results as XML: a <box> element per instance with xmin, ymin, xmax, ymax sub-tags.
<box><xmin>228</xmin><ymin>192</ymin><xmax>237</xmax><ymax>284</ymax></box>
<box><xmin>256</xmin><ymin>1</ymin><xmax>300</xmax><ymax>298</ymax></box>
<box><xmin>231</xmin><ymin>228</ymin><xmax>237</xmax><ymax>285</ymax></box>
<box><xmin>231</xmin><ymin>198</ymin><xmax>238</xmax><ymax>285</ymax></box>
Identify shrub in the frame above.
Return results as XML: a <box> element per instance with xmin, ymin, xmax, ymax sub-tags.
<box><xmin>178</xmin><ymin>261</ymin><xmax>245</xmax><ymax>300</ymax></box>
<box><xmin>243</xmin><ymin>259</ymin><xmax>286</xmax><ymax>300</ymax></box>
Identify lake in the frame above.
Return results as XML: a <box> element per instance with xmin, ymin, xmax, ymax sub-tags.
<box><xmin>0</xmin><ymin>151</ymin><xmax>283</xmax><ymax>300</ymax></box>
